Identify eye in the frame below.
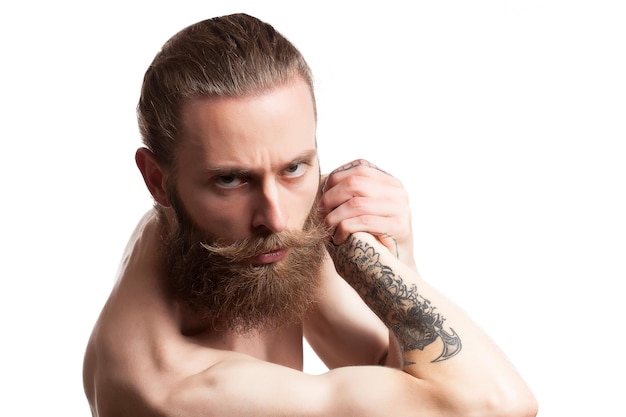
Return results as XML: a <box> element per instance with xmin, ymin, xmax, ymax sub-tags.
<box><xmin>214</xmin><ymin>174</ymin><xmax>245</xmax><ymax>188</ymax></box>
<box><xmin>283</xmin><ymin>162</ymin><xmax>306</xmax><ymax>178</ymax></box>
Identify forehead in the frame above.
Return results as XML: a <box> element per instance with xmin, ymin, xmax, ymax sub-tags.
<box><xmin>176</xmin><ymin>79</ymin><xmax>317</xmax><ymax>171</ymax></box>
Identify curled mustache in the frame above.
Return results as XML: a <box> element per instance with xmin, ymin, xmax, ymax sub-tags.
<box><xmin>200</xmin><ymin>222</ymin><xmax>331</xmax><ymax>262</ymax></box>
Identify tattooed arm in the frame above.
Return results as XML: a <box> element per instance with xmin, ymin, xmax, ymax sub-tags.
<box><xmin>316</xmin><ymin>160</ymin><xmax>537</xmax><ymax>414</ymax></box>
<box><xmin>327</xmin><ymin>231</ymin><xmax>538</xmax><ymax>414</ymax></box>
<box><xmin>317</xmin><ymin>158</ymin><xmax>462</xmax><ymax>367</ymax></box>
<box><xmin>304</xmin><ymin>159</ymin><xmax>414</xmax><ymax>369</ymax></box>
<box><xmin>327</xmin><ymin>232</ymin><xmax>461</xmax><ymax>366</ymax></box>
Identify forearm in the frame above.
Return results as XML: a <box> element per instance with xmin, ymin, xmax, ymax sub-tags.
<box><xmin>327</xmin><ymin>232</ymin><xmax>537</xmax><ymax>414</ymax></box>
<box><xmin>327</xmin><ymin>232</ymin><xmax>461</xmax><ymax>364</ymax></box>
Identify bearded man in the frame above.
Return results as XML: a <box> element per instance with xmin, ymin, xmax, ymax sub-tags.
<box><xmin>83</xmin><ymin>13</ymin><xmax>537</xmax><ymax>417</ymax></box>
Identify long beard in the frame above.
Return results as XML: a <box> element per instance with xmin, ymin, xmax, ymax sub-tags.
<box><xmin>164</xmin><ymin>192</ymin><xmax>330</xmax><ymax>334</ymax></box>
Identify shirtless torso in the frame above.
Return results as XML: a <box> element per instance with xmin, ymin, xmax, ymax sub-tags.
<box><xmin>83</xmin><ymin>210</ymin><xmax>390</xmax><ymax>416</ymax></box>
<box><xmin>84</xmin><ymin>13</ymin><xmax>536</xmax><ymax>417</ymax></box>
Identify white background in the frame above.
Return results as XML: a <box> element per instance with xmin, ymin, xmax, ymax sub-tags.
<box><xmin>1</xmin><ymin>1</ymin><xmax>625</xmax><ymax>416</ymax></box>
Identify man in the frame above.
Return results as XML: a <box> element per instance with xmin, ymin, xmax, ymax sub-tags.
<box><xmin>83</xmin><ymin>13</ymin><xmax>538</xmax><ymax>416</ymax></box>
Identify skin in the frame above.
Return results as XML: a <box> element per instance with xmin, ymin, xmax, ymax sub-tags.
<box><xmin>83</xmin><ymin>78</ymin><xmax>538</xmax><ymax>416</ymax></box>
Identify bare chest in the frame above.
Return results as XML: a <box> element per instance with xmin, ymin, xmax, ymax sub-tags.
<box><xmin>190</xmin><ymin>325</ymin><xmax>305</xmax><ymax>370</ymax></box>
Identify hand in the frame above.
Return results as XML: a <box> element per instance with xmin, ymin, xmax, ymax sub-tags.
<box><xmin>320</xmin><ymin>159</ymin><xmax>416</xmax><ymax>269</ymax></box>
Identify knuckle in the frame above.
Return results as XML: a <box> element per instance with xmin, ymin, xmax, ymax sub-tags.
<box><xmin>344</xmin><ymin>174</ymin><xmax>363</xmax><ymax>191</ymax></box>
<box><xmin>347</xmin><ymin>196</ymin><xmax>365</xmax><ymax>210</ymax></box>
<box><xmin>357</xmin><ymin>214</ymin><xmax>375</xmax><ymax>228</ymax></box>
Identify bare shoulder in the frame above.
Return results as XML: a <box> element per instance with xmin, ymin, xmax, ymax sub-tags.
<box><xmin>82</xmin><ymin>210</ymin><xmax>225</xmax><ymax>416</ymax></box>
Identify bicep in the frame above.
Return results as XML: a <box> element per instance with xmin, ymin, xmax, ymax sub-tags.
<box><xmin>167</xmin><ymin>356</ymin><xmax>439</xmax><ymax>417</ymax></box>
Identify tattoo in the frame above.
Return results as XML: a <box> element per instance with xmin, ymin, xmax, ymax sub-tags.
<box><xmin>328</xmin><ymin>235</ymin><xmax>462</xmax><ymax>364</ymax></box>
<box><xmin>330</xmin><ymin>159</ymin><xmax>389</xmax><ymax>176</ymax></box>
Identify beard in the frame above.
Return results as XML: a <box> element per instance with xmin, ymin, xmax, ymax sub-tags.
<box><xmin>163</xmin><ymin>187</ymin><xmax>330</xmax><ymax>334</ymax></box>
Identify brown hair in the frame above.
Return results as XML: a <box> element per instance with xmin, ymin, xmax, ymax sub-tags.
<box><xmin>137</xmin><ymin>13</ymin><xmax>315</xmax><ymax>168</ymax></box>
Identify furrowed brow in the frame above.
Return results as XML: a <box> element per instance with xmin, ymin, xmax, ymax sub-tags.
<box><xmin>286</xmin><ymin>149</ymin><xmax>318</xmax><ymax>166</ymax></box>
<box><xmin>202</xmin><ymin>149</ymin><xmax>317</xmax><ymax>176</ymax></box>
<box><xmin>203</xmin><ymin>166</ymin><xmax>253</xmax><ymax>177</ymax></box>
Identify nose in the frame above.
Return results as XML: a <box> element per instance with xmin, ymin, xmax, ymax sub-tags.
<box><xmin>251</xmin><ymin>178</ymin><xmax>288</xmax><ymax>234</ymax></box>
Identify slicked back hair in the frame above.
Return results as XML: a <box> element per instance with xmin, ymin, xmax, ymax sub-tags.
<box><xmin>137</xmin><ymin>13</ymin><xmax>315</xmax><ymax>169</ymax></box>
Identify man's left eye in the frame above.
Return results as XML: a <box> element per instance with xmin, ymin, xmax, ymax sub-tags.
<box><xmin>283</xmin><ymin>162</ymin><xmax>306</xmax><ymax>177</ymax></box>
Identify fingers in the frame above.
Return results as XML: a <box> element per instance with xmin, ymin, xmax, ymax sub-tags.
<box><xmin>320</xmin><ymin>159</ymin><xmax>410</xmax><ymax>243</ymax></box>
<box><xmin>323</xmin><ymin>195</ymin><xmax>407</xmax><ymax>241</ymax></box>
<box><xmin>322</xmin><ymin>159</ymin><xmax>397</xmax><ymax>195</ymax></box>
<box><xmin>330</xmin><ymin>215</ymin><xmax>402</xmax><ymax>256</ymax></box>
<box><xmin>321</xmin><ymin>160</ymin><xmax>403</xmax><ymax>216</ymax></box>
<box><xmin>320</xmin><ymin>158</ymin><xmax>416</xmax><ymax>269</ymax></box>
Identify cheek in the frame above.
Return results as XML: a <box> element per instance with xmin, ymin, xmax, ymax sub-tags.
<box><xmin>195</xmin><ymin>202</ymin><xmax>252</xmax><ymax>239</ymax></box>
<box><xmin>175</xmin><ymin>184</ymin><xmax>249</xmax><ymax>237</ymax></box>
<box><xmin>291</xmin><ymin>179</ymin><xmax>320</xmax><ymax>227</ymax></box>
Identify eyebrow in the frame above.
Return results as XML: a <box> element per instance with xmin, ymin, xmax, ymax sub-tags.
<box><xmin>203</xmin><ymin>149</ymin><xmax>318</xmax><ymax>176</ymax></box>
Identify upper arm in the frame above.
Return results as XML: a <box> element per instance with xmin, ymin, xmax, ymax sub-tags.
<box><xmin>165</xmin><ymin>356</ymin><xmax>441</xmax><ymax>417</ymax></box>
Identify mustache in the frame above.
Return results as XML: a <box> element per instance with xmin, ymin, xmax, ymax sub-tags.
<box><xmin>200</xmin><ymin>223</ymin><xmax>331</xmax><ymax>262</ymax></box>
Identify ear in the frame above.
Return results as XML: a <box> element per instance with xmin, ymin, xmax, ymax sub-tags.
<box><xmin>135</xmin><ymin>147</ymin><xmax>170</xmax><ymax>207</ymax></box>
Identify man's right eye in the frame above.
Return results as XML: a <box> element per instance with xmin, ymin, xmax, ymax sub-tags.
<box><xmin>214</xmin><ymin>175</ymin><xmax>244</xmax><ymax>188</ymax></box>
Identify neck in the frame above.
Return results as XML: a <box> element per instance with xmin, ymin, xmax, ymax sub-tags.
<box><xmin>175</xmin><ymin>301</ymin><xmax>305</xmax><ymax>369</ymax></box>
